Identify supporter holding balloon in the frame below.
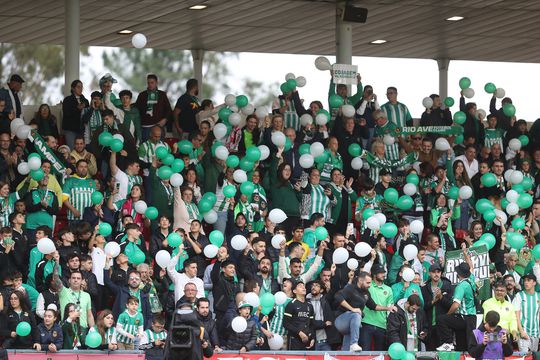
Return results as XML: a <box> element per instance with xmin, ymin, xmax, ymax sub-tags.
<box><xmin>0</xmin><ymin>290</ymin><xmax>40</xmax><ymax>349</ymax></box>
<box><xmin>420</xmin><ymin>94</ymin><xmax>452</xmax><ymax>142</ymax></box>
<box><xmin>94</xmin><ymin>309</ymin><xmax>118</xmax><ymax>350</ymax></box>
<box><xmin>459</xmin><ymin>94</ymin><xmax>485</xmax><ymax>145</ymax></box>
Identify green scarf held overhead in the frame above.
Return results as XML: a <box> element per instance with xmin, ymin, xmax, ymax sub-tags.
<box><xmin>147</xmin><ymin>90</ymin><xmax>158</xmax><ymax>112</ymax></box>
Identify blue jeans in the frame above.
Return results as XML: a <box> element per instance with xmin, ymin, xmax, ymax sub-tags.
<box><xmin>214</xmin><ymin>210</ymin><xmax>228</xmax><ymax>235</ymax></box>
<box><xmin>453</xmin><ymin>199</ymin><xmax>470</xmax><ymax>231</ymax></box>
<box><xmin>359</xmin><ymin>323</ymin><xmax>387</xmax><ymax>350</ymax></box>
<box><xmin>315</xmin><ymin>341</ymin><xmax>332</xmax><ymax>351</ymax></box>
<box><xmin>335</xmin><ymin>311</ymin><xmax>362</xmax><ymax>350</ymax></box>
<box><xmin>63</xmin><ymin>130</ymin><xmax>79</xmax><ymax>149</ymax></box>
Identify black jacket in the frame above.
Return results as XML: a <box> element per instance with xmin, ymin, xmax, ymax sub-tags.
<box><xmin>307</xmin><ymin>294</ymin><xmax>341</xmax><ymax>345</ymax></box>
<box><xmin>334</xmin><ymin>283</ymin><xmax>377</xmax><ymax>316</ymax></box>
<box><xmin>224</xmin><ymin>317</ymin><xmax>257</xmax><ymax>351</ymax></box>
<box><xmin>421</xmin><ymin>278</ymin><xmax>454</xmax><ymax>326</ymax></box>
<box><xmin>386</xmin><ymin>303</ymin><xmax>428</xmax><ymax>347</ymax></box>
<box><xmin>0</xmin><ymin>310</ymin><xmax>40</xmax><ymax>349</ymax></box>
<box><xmin>198</xmin><ymin>311</ymin><xmax>219</xmax><ymax>348</ymax></box>
<box><xmin>468</xmin><ymin>324</ymin><xmax>513</xmax><ymax>360</ymax></box>
<box><xmin>210</xmin><ymin>260</ymin><xmax>240</xmax><ymax>314</ymax></box>
<box><xmin>62</xmin><ymin>94</ymin><xmax>89</xmax><ymax>132</ymax></box>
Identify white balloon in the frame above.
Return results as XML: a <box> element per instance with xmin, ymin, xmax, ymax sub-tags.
<box><xmin>295</xmin><ymin>76</ymin><xmax>306</xmax><ymax>87</ymax></box>
<box><xmin>231</xmin><ymin>235</ymin><xmax>248</xmax><ymax>251</ymax></box>
<box><xmin>351</xmin><ymin>157</ymin><xmax>363</xmax><ymax>170</ymax></box>
<box><xmin>134</xmin><ymin>200</ymin><xmax>148</xmax><ymax>214</ymax></box>
<box><xmin>299</xmin><ymin>154</ymin><xmax>314</xmax><ymax>169</ymax></box>
<box><xmin>410</xmin><ymin>220</ymin><xmax>424</xmax><ymax>234</ymax></box>
<box><xmin>285</xmin><ymin>73</ymin><xmax>295</xmax><ymax>81</ymax></box>
<box><xmin>509</xmin><ymin>138</ymin><xmax>522</xmax><ymax>152</ymax></box>
<box><xmin>495</xmin><ymin>88</ymin><xmax>506</xmax><ymax>99</ymax></box>
<box><xmin>459</xmin><ymin>186</ymin><xmax>473</xmax><ymax>200</ymax></box>
<box><xmin>255</xmin><ymin>106</ymin><xmax>268</xmax><ymax>119</ymax></box>
<box><xmin>504</xmin><ymin>169</ymin><xmax>514</xmax><ymax>182</ymax></box>
<box><xmin>315</xmin><ymin>113</ymin><xmax>328</xmax><ymax>125</ymax></box>
<box><xmin>332</xmin><ymin>247</ymin><xmax>349</xmax><ymax>265</ymax></box>
<box><xmin>506</xmin><ymin>189</ymin><xmax>519</xmax><ymax>203</ymax></box>
<box><xmin>155</xmin><ymin>250</ymin><xmax>171</xmax><ymax>268</ymax></box>
<box><xmin>244</xmin><ymin>292</ymin><xmax>260</xmax><ymax>308</ymax></box>
<box><xmin>271</xmin><ymin>131</ymin><xmax>286</xmax><ymax>147</ymax></box>
<box><xmin>214</xmin><ymin>145</ymin><xmax>229</xmax><ymax>160</ymax></box>
<box><xmin>354</xmin><ymin>242</ymin><xmax>372</xmax><ymax>257</ymax></box>
<box><xmin>169</xmin><ymin>173</ymin><xmax>184</xmax><ymax>187</ymax></box>
<box><xmin>271</xmin><ymin>234</ymin><xmax>286</xmax><ymax>250</ymax></box>
<box><xmin>37</xmin><ymin>238</ymin><xmax>55</xmax><ymax>255</ymax></box>
<box><xmin>269</xmin><ymin>208</ymin><xmax>287</xmax><ymax>224</ymax></box>
<box><xmin>435</xmin><ymin>137</ymin><xmax>451</xmax><ymax>151</ymax></box>
<box><xmin>342</xmin><ymin>104</ymin><xmax>355</xmax><ymax>118</ymax></box>
<box><xmin>10</xmin><ymin>118</ymin><xmax>24</xmax><ymax>134</ymax></box>
<box><xmin>28</xmin><ymin>156</ymin><xmax>42</xmax><ymax>171</ymax></box>
<box><xmin>274</xmin><ymin>291</ymin><xmax>288</xmax><ymax>305</ymax></box>
<box><xmin>477</xmin><ymin>109</ymin><xmax>486</xmax><ymax>119</ymax></box>
<box><xmin>403</xmin><ymin>183</ymin><xmax>417</xmax><ymax>196</ymax></box>
<box><xmin>228</xmin><ymin>112</ymin><xmax>241</xmax><ymax>126</ymax></box>
<box><xmin>230</xmin><ymin>105</ymin><xmax>239</xmax><ymax>113</ymax></box>
<box><xmin>510</xmin><ymin>170</ymin><xmax>524</xmax><ymax>184</ymax></box>
<box><xmin>224</xmin><ymin>94</ymin><xmax>236</xmax><ymax>107</ymax></box>
<box><xmin>366</xmin><ymin>216</ymin><xmax>380</xmax><ymax>231</ymax></box>
<box><xmin>422</xmin><ymin>97</ymin><xmax>433</xmax><ymax>109</ymax></box>
<box><xmin>347</xmin><ymin>258</ymin><xmax>359</xmax><ymax>270</ymax></box>
<box><xmin>402</xmin><ymin>268</ymin><xmax>415</xmax><ymax>282</ymax></box>
<box><xmin>16</xmin><ymin>125</ymin><xmax>31</xmax><ymax>140</ymax></box>
<box><xmin>17</xmin><ymin>162</ymin><xmax>30</xmax><ymax>175</ymax></box>
<box><xmin>374</xmin><ymin>213</ymin><xmax>387</xmax><ymax>226</ymax></box>
<box><xmin>493</xmin><ymin>209</ymin><xmax>507</xmax><ymax>226</ymax></box>
<box><xmin>203</xmin><ymin>210</ymin><xmax>218</xmax><ymax>224</ymax></box>
<box><xmin>231</xmin><ymin>316</ymin><xmax>247</xmax><ymax>333</ymax></box>
<box><xmin>383</xmin><ymin>134</ymin><xmax>395</xmax><ymax>145</ymax></box>
<box><xmin>203</xmin><ymin>244</ymin><xmax>219</xmax><ymax>258</ymax></box>
<box><xmin>403</xmin><ymin>244</ymin><xmax>418</xmax><ymax>261</ymax></box>
<box><xmin>233</xmin><ymin>169</ymin><xmax>247</xmax><ymax>183</ymax></box>
<box><xmin>463</xmin><ymin>88</ymin><xmax>475</xmax><ymax>99</ymax></box>
<box><xmin>300</xmin><ymin>113</ymin><xmax>313</xmax><ymax>126</ymax></box>
<box><xmin>310</xmin><ymin>142</ymin><xmax>324</xmax><ymax>157</ymax></box>
<box><xmin>131</xmin><ymin>33</ymin><xmax>147</xmax><ymax>48</ymax></box>
<box><xmin>506</xmin><ymin>202</ymin><xmax>519</xmax><ymax>216</ymax></box>
<box><xmin>241</xmin><ymin>104</ymin><xmax>255</xmax><ymax>116</ymax></box>
<box><xmin>314</xmin><ymin>56</ymin><xmax>331</xmax><ymax>71</ymax></box>
<box><xmin>268</xmin><ymin>334</ymin><xmax>284</xmax><ymax>350</ymax></box>
<box><xmin>213</xmin><ymin>123</ymin><xmax>228</xmax><ymax>139</ymax></box>
<box><xmin>104</xmin><ymin>241</ymin><xmax>121</xmax><ymax>257</ymax></box>
<box><xmin>113</xmin><ymin>134</ymin><xmax>124</xmax><ymax>142</ymax></box>
<box><xmin>258</xmin><ymin>145</ymin><xmax>270</xmax><ymax>161</ymax></box>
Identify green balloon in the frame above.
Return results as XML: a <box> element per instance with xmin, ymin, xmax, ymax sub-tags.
<box><xmin>507</xmin><ymin>232</ymin><xmax>525</xmax><ymax>250</ymax></box>
<box><xmin>479</xmin><ymin>233</ymin><xmax>496</xmax><ymax>250</ymax></box>
<box><xmin>168</xmin><ymin>232</ymin><xmax>182</xmax><ymax>248</ymax></box>
<box><xmin>110</xmin><ymin>139</ymin><xmax>124</xmax><ymax>152</ymax></box>
<box><xmin>519</xmin><ymin>135</ymin><xmax>529</xmax><ymax>146</ymax></box>
<box><xmin>260</xmin><ymin>293</ymin><xmax>275</xmax><ymax>308</ymax></box>
<box><xmin>203</xmin><ymin>192</ymin><xmax>217</xmax><ymax>205</ymax></box>
<box><xmin>246</xmin><ymin>146</ymin><xmax>261</xmax><ymax>162</ymax></box>
<box><xmin>91</xmin><ymin>191</ymin><xmax>104</xmax><ymax>205</ymax></box>
<box><xmin>299</xmin><ymin>143</ymin><xmax>310</xmax><ymax>155</ymax></box>
<box><xmin>219</xmin><ymin>107</ymin><xmax>232</xmax><ymax>121</ymax></box>
<box><xmin>145</xmin><ymin>206</ymin><xmax>158</xmax><ymax>220</ymax></box>
<box><xmin>223</xmin><ymin>185</ymin><xmax>237</xmax><ymax>198</ymax></box>
<box><xmin>130</xmin><ymin>249</ymin><xmax>146</xmax><ymax>265</ymax></box>
<box><xmin>406</xmin><ymin>173</ymin><xmax>419</xmax><ymax>186</ymax></box>
<box><xmin>381</xmin><ymin>223</ymin><xmax>398</xmax><ymax>238</ymax></box>
<box><xmin>236</xmin><ymin>95</ymin><xmax>249</xmax><ymax>108</ymax></box>
<box><xmin>475</xmin><ymin>199</ymin><xmax>494</xmax><ymax>214</ymax></box>
<box><xmin>16</xmin><ymin>321</ymin><xmax>31</xmax><ymax>337</ymax></box>
<box><xmin>261</xmin><ymin>306</ymin><xmax>273</xmax><ymax>316</ymax></box>
<box><xmin>240</xmin><ymin>181</ymin><xmax>255</xmax><ymax>196</ymax></box>
<box><xmin>315</xmin><ymin>151</ymin><xmax>328</xmax><ymax>164</ymax></box>
<box><xmin>517</xmin><ymin>193</ymin><xmax>533</xmax><ymax>209</ymax></box>
<box><xmin>362</xmin><ymin>208</ymin><xmax>375</xmax><ymax>219</ymax></box>
<box><xmin>284</xmin><ymin>137</ymin><xmax>293</xmax><ymax>152</ymax></box>
<box><xmin>512</xmin><ymin>184</ymin><xmax>524</xmax><ymax>193</ymax></box>
<box><xmin>286</xmin><ymin>78</ymin><xmax>297</xmax><ymax>89</ymax></box>
<box><xmin>98</xmin><ymin>132</ymin><xmax>113</xmax><ymax>146</ymax></box>
<box><xmin>459</xmin><ymin>77</ymin><xmax>471</xmax><ymax>90</ymax></box>
<box><xmin>512</xmin><ymin>217</ymin><xmax>526</xmax><ymax>230</ymax></box>
<box><xmin>388</xmin><ymin>342</ymin><xmax>406</xmax><ymax>359</ymax></box>
<box><xmin>532</xmin><ymin>244</ymin><xmax>540</xmax><ymax>260</ymax></box>
<box><xmin>455</xmin><ymin>134</ymin><xmax>464</xmax><ymax>144</ymax></box>
<box><xmin>503</xmin><ymin>103</ymin><xmax>516</xmax><ymax>117</ymax></box>
<box><xmin>28</xmin><ymin>153</ymin><xmax>41</xmax><ymax>160</ymax></box>
<box><xmin>239</xmin><ymin>157</ymin><xmax>255</xmax><ymax>172</ymax></box>
<box><xmin>315</xmin><ymin>226</ymin><xmax>328</xmax><ymax>240</ymax></box>
<box><xmin>85</xmin><ymin>330</ymin><xmax>102</xmax><ymax>348</ymax></box>
<box><xmin>473</xmin><ymin>239</ymin><xmax>488</xmax><ymax>249</ymax></box>
<box><xmin>156</xmin><ymin>146</ymin><xmax>169</xmax><ymax>159</ymax></box>
<box><xmin>402</xmin><ymin>353</ymin><xmax>416</xmax><ymax>360</ymax></box>
<box><xmin>171</xmin><ymin>158</ymin><xmax>185</xmax><ymax>173</ymax></box>
<box><xmin>198</xmin><ymin>199</ymin><xmax>213</xmax><ymax>213</ymax></box>
<box><xmin>396</xmin><ymin>195</ymin><xmax>414</xmax><ymax>210</ymax></box>
<box><xmin>157</xmin><ymin>166</ymin><xmax>173</xmax><ymax>180</ymax></box>
<box><xmin>384</xmin><ymin>188</ymin><xmax>399</xmax><ymax>204</ymax></box>
<box><xmin>483</xmin><ymin>210</ymin><xmax>496</xmax><ymax>223</ymax></box>
<box><xmin>162</xmin><ymin>153</ymin><xmax>175</xmax><ymax>166</ymax></box>
<box><xmin>226</xmin><ymin>155</ymin><xmax>240</xmax><ymax>168</ymax></box>
<box><xmin>329</xmin><ymin>94</ymin><xmax>344</xmax><ymax>108</ymax></box>
<box><xmin>484</xmin><ymin>82</ymin><xmax>496</xmax><ymax>94</ymax></box>
<box><xmin>501</xmin><ymin>198</ymin><xmax>510</xmax><ymax>209</ymax></box>
<box><xmin>453</xmin><ymin>111</ymin><xmax>467</xmax><ymax>125</ymax></box>
<box><xmin>99</xmin><ymin>222</ymin><xmax>112</xmax><ymax>237</ymax></box>
<box><xmin>280</xmin><ymin>82</ymin><xmax>291</xmax><ymax>94</ymax></box>
<box><xmin>209</xmin><ymin>230</ymin><xmax>224</xmax><ymax>247</ymax></box>
<box><xmin>448</xmin><ymin>186</ymin><xmax>460</xmax><ymax>200</ymax></box>
<box><xmin>348</xmin><ymin>143</ymin><xmax>361</xmax><ymax>157</ymax></box>
<box><xmin>521</xmin><ymin>177</ymin><xmax>533</xmax><ymax>191</ymax></box>
<box><xmin>481</xmin><ymin>173</ymin><xmax>497</xmax><ymax>187</ymax></box>
<box><xmin>178</xmin><ymin>140</ymin><xmax>193</xmax><ymax>155</ymax></box>
<box><xmin>30</xmin><ymin>169</ymin><xmax>45</xmax><ymax>181</ymax></box>
<box><xmin>444</xmin><ymin>97</ymin><xmax>455</xmax><ymax>107</ymax></box>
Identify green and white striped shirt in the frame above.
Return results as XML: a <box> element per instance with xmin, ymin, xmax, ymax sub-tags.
<box><xmin>63</xmin><ymin>176</ymin><xmax>97</xmax><ymax>220</ymax></box>
<box><xmin>0</xmin><ymin>193</ymin><xmax>18</xmax><ymax>227</ymax></box>
<box><xmin>363</xmin><ymin>150</ymin><xmax>418</xmax><ymax>184</ymax></box>
<box><xmin>279</xmin><ymin>98</ymin><xmax>299</xmax><ymax>131</ymax></box>
<box><xmin>484</xmin><ymin>128</ymin><xmax>505</xmax><ymax>149</ymax></box>
<box><xmin>453</xmin><ymin>274</ymin><xmax>476</xmax><ymax>316</ymax></box>
<box><xmin>138</xmin><ymin>140</ymin><xmax>170</xmax><ymax>176</ymax></box>
<box><xmin>381</xmin><ymin>102</ymin><xmax>412</xmax><ymax>129</ymax></box>
<box><xmin>116</xmin><ymin>310</ymin><xmax>144</xmax><ymax>344</ymax></box>
<box><xmin>310</xmin><ymin>184</ymin><xmax>330</xmax><ymax>219</ymax></box>
<box><xmin>513</xmin><ymin>291</ymin><xmax>540</xmax><ymax>337</ymax></box>
<box><xmin>374</xmin><ymin>121</ymin><xmax>401</xmax><ymax>161</ymax></box>
<box><xmin>142</xmin><ymin>328</ymin><xmax>168</xmax><ymax>345</ymax></box>
<box><xmin>269</xmin><ymin>298</ymin><xmax>292</xmax><ymax>336</ymax></box>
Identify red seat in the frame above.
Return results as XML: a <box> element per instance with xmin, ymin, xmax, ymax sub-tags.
<box><xmin>165</xmin><ymin>137</ymin><xmax>179</xmax><ymax>148</ymax></box>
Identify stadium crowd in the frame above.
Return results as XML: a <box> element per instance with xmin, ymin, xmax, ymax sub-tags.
<box><xmin>0</xmin><ymin>68</ymin><xmax>540</xmax><ymax>360</ymax></box>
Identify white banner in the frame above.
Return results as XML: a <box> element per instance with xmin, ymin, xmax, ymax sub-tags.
<box><xmin>332</xmin><ymin>64</ymin><xmax>358</xmax><ymax>85</ymax></box>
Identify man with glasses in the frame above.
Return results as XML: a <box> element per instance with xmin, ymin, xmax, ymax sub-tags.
<box><xmin>482</xmin><ymin>281</ymin><xmax>518</xmax><ymax>340</ymax></box>
<box><xmin>381</xmin><ymin>86</ymin><xmax>412</xmax><ymax>129</ymax></box>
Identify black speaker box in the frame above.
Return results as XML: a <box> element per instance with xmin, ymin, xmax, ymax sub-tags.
<box><xmin>342</xmin><ymin>5</ymin><xmax>368</xmax><ymax>23</ymax></box>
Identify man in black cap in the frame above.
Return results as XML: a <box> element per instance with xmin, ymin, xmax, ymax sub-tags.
<box><xmin>283</xmin><ymin>281</ymin><xmax>315</xmax><ymax>350</ymax></box>
<box><xmin>421</xmin><ymin>263</ymin><xmax>454</xmax><ymax>350</ymax></box>
<box><xmin>0</xmin><ymin>74</ymin><xmax>24</xmax><ymax>119</ymax></box>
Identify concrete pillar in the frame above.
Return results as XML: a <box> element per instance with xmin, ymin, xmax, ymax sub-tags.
<box><xmin>335</xmin><ymin>3</ymin><xmax>352</xmax><ymax>65</ymax></box>
<box><xmin>437</xmin><ymin>58</ymin><xmax>450</xmax><ymax>102</ymax></box>
<box><xmin>191</xmin><ymin>49</ymin><xmax>204</xmax><ymax>97</ymax></box>
<box><xmin>65</xmin><ymin>0</ymin><xmax>80</xmax><ymax>95</ymax></box>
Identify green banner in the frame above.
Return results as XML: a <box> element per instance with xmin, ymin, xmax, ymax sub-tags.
<box><xmin>444</xmin><ymin>244</ymin><xmax>491</xmax><ymax>301</ymax></box>
<box><xmin>27</xmin><ymin>129</ymin><xmax>66</xmax><ymax>176</ymax></box>
<box><xmin>389</xmin><ymin>125</ymin><xmax>464</xmax><ymax>137</ymax></box>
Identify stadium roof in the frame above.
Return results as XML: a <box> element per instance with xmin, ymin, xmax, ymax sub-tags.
<box><xmin>2</xmin><ymin>0</ymin><xmax>540</xmax><ymax>62</ymax></box>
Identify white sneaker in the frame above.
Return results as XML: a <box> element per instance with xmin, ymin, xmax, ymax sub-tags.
<box><xmin>349</xmin><ymin>343</ymin><xmax>363</xmax><ymax>352</ymax></box>
<box><xmin>436</xmin><ymin>343</ymin><xmax>455</xmax><ymax>351</ymax></box>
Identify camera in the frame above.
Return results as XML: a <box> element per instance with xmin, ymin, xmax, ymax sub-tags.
<box><xmin>487</xmin><ymin>333</ymin><xmax>501</xmax><ymax>342</ymax></box>
<box><xmin>170</xmin><ymin>325</ymin><xmax>193</xmax><ymax>349</ymax></box>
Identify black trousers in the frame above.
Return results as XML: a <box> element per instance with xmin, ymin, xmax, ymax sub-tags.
<box><xmin>438</xmin><ymin>313</ymin><xmax>477</xmax><ymax>351</ymax></box>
